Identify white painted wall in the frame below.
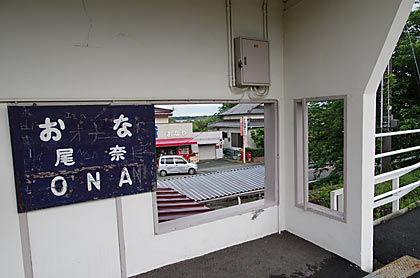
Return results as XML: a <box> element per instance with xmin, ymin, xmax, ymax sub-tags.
<box><xmin>0</xmin><ymin>0</ymin><xmax>283</xmax><ymax>101</ymax></box>
<box><xmin>193</xmin><ymin>131</ymin><xmax>223</xmax><ymax>159</ymax></box>
<box><xmin>0</xmin><ymin>0</ymin><xmax>283</xmax><ymax>277</ymax></box>
<box><xmin>0</xmin><ymin>0</ymin><xmax>412</xmax><ymax>275</ymax></box>
<box><xmin>156</xmin><ymin>123</ymin><xmax>193</xmax><ymax>140</ymax></box>
<box><xmin>0</xmin><ymin>105</ymin><xmax>25</xmax><ymax>278</ymax></box>
<box><xmin>222</xmin><ymin>127</ymin><xmax>259</xmax><ymax>149</ymax></box>
<box><xmin>122</xmin><ymin>193</ymin><xmax>278</xmax><ymax>276</ymax></box>
<box><xmin>155</xmin><ymin>117</ymin><xmax>168</xmax><ymax>124</ymax></box>
<box><xmin>28</xmin><ymin>199</ymin><xmax>122</xmax><ymax>278</ymax></box>
<box><xmin>282</xmin><ymin>0</ymin><xmax>413</xmax><ymax>272</ymax></box>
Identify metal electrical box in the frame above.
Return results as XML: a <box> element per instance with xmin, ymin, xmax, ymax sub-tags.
<box><xmin>234</xmin><ymin>37</ymin><xmax>270</xmax><ymax>87</ymax></box>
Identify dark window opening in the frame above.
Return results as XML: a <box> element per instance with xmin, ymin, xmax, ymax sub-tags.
<box><xmin>231</xmin><ymin>133</ymin><xmax>243</xmax><ymax>148</ymax></box>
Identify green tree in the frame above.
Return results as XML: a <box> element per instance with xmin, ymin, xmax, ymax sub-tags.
<box><xmin>193</xmin><ymin>103</ymin><xmax>239</xmax><ymax>132</ymax></box>
<box><xmin>192</xmin><ymin>115</ymin><xmax>219</xmax><ymax>132</ymax></box>
<box><xmin>250</xmin><ymin>128</ymin><xmax>264</xmax><ymax>148</ymax></box>
<box><xmin>377</xmin><ymin>6</ymin><xmax>420</xmax><ymax>168</ymax></box>
<box><xmin>308</xmin><ymin>100</ymin><xmax>344</xmax><ymax>186</ymax></box>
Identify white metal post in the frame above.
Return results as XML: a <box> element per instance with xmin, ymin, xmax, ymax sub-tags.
<box><xmin>242</xmin><ymin>116</ymin><xmax>247</xmax><ymax>164</ymax></box>
<box><xmin>392</xmin><ymin>178</ymin><xmax>400</xmax><ymax>212</ymax></box>
<box><xmin>243</xmin><ymin>135</ymin><xmax>246</xmax><ymax>164</ymax></box>
<box><xmin>302</xmin><ymin>99</ymin><xmax>309</xmax><ymax>210</ymax></box>
<box><xmin>380</xmin><ymin>78</ymin><xmax>384</xmax><ymax>173</ymax></box>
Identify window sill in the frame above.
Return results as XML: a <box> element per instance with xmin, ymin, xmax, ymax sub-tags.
<box><xmin>296</xmin><ymin>203</ymin><xmax>346</xmax><ymax>223</ymax></box>
<box><xmin>155</xmin><ymin>199</ymin><xmax>276</xmax><ymax>235</ymax></box>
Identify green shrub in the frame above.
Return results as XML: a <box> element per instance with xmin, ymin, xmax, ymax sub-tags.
<box><xmin>246</xmin><ymin>148</ymin><xmax>264</xmax><ymax>158</ymax></box>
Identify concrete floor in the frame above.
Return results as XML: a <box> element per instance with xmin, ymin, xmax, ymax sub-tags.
<box><xmin>133</xmin><ymin>232</ymin><xmax>367</xmax><ymax>278</ymax></box>
<box><xmin>132</xmin><ymin>208</ymin><xmax>420</xmax><ymax>277</ymax></box>
<box><xmin>374</xmin><ymin>207</ymin><xmax>420</xmax><ymax>278</ymax></box>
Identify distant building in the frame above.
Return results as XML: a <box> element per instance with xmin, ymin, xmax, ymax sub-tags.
<box><xmin>208</xmin><ymin>104</ymin><xmax>264</xmax><ymax>149</ymax></box>
<box><xmin>155</xmin><ymin>107</ymin><xmax>224</xmax><ymax>161</ymax></box>
<box><xmin>192</xmin><ymin>131</ymin><xmax>224</xmax><ymax>160</ymax></box>
<box><xmin>154</xmin><ymin>107</ymin><xmax>174</xmax><ymax>124</ymax></box>
<box><xmin>155</xmin><ymin>107</ymin><xmax>198</xmax><ymax>161</ymax></box>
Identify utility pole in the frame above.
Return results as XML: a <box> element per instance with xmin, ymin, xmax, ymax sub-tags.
<box><xmin>382</xmin><ymin>59</ymin><xmax>393</xmax><ymax>172</ymax></box>
<box><xmin>240</xmin><ymin>116</ymin><xmax>247</xmax><ymax>164</ymax></box>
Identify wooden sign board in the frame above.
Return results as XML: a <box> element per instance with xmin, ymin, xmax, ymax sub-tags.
<box><xmin>8</xmin><ymin>105</ymin><xmax>156</xmax><ymax>213</ymax></box>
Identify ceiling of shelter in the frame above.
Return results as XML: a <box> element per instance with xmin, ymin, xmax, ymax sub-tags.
<box><xmin>283</xmin><ymin>0</ymin><xmax>304</xmax><ymax>10</ymax></box>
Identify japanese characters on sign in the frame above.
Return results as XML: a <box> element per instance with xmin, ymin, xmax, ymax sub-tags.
<box><xmin>8</xmin><ymin>105</ymin><xmax>156</xmax><ymax>213</ymax></box>
<box><xmin>165</xmin><ymin>130</ymin><xmax>188</xmax><ymax>138</ymax></box>
<box><xmin>240</xmin><ymin>116</ymin><xmax>248</xmax><ymax>136</ymax></box>
<box><xmin>242</xmin><ymin>116</ymin><xmax>248</xmax><ymax>136</ymax></box>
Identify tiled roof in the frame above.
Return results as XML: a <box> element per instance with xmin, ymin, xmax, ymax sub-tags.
<box><xmin>157</xmin><ymin>166</ymin><xmax>265</xmax><ymax>202</ymax></box>
<box><xmin>219</xmin><ymin>104</ymin><xmax>263</xmax><ymax>116</ymax></box>
<box><xmin>155</xmin><ymin>107</ymin><xmax>173</xmax><ymax>117</ymax></box>
<box><xmin>156</xmin><ymin>188</ymin><xmax>213</xmax><ymax>222</ymax></box>
<box><xmin>208</xmin><ymin>120</ymin><xmax>264</xmax><ymax>128</ymax></box>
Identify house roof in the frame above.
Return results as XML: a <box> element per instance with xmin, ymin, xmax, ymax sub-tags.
<box><xmin>155</xmin><ymin>107</ymin><xmax>174</xmax><ymax>117</ymax></box>
<box><xmin>157</xmin><ymin>166</ymin><xmax>265</xmax><ymax>202</ymax></box>
<box><xmin>219</xmin><ymin>104</ymin><xmax>264</xmax><ymax>116</ymax></box>
<box><xmin>156</xmin><ymin>187</ymin><xmax>213</xmax><ymax>222</ymax></box>
<box><xmin>156</xmin><ymin>138</ymin><xmax>197</xmax><ymax>147</ymax></box>
<box><xmin>208</xmin><ymin>120</ymin><xmax>264</xmax><ymax>129</ymax></box>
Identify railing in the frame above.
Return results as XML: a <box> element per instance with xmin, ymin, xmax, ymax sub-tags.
<box><xmin>330</xmin><ymin>129</ymin><xmax>420</xmax><ymax>217</ymax></box>
<box><xmin>373</xmin><ymin>162</ymin><xmax>420</xmax><ymax>212</ymax></box>
<box><xmin>330</xmin><ymin>188</ymin><xmax>344</xmax><ymax>213</ymax></box>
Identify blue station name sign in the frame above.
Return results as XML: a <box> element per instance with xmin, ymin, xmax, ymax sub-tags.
<box><xmin>8</xmin><ymin>105</ymin><xmax>156</xmax><ymax>213</ymax></box>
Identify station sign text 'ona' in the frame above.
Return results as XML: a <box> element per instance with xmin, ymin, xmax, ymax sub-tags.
<box><xmin>8</xmin><ymin>105</ymin><xmax>156</xmax><ymax>213</ymax></box>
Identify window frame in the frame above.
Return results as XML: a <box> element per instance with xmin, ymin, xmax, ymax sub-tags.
<box><xmin>152</xmin><ymin>100</ymin><xmax>279</xmax><ymax>234</ymax></box>
<box><xmin>174</xmin><ymin>157</ymin><xmax>187</xmax><ymax>164</ymax></box>
<box><xmin>294</xmin><ymin>96</ymin><xmax>347</xmax><ymax>222</ymax></box>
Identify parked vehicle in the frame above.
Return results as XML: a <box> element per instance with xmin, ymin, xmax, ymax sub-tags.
<box><xmin>157</xmin><ymin>155</ymin><xmax>198</xmax><ymax>177</ymax></box>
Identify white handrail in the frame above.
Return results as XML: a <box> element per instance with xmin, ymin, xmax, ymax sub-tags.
<box><xmin>374</xmin><ymin>145</ymin><xmax>420</xmax><ymax>159</ymax></box>
<box><xmin>331</xmin><ymin>158</ymin><xmax>420</xmax><ymax>213</ymax></box>
<box><xmin>375</xmin><ymin>162</ymin><xmax>420</xmax><ymax>184</ymax></box>
<box><xmin>330</xmin><ymin>188</ymin><xmax>344</xmax><ymax>212</ymax></box>
<box><xmin>329</xmin><ymin>129</ymin><xmax>420</xmax><ymax>214</ymax></box>
<box><xmin>376</xmin><ymin>129</ymin><xmax>420</xmax><ymax>138</ymax></box>
<box><xmin>372</xmin><ymin>162</ymin><xmax>420</xmax><ymax>214</ymax></box>
<box><xmin>373</xmin><ymin>181</ymin><xmax>420</xmax><ymax>209</ymax></box>
<box><xmin>374</xmin><ymin>180</ymin><xmax>420</xmax><ymax>201</ymax></box>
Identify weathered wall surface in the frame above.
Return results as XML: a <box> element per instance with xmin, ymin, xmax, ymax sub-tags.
<box><xmin>0</xmin><ymin>0</ymin><xmax>283</xmax><ymax>101</ymax></box>
<box><xmin>0</xmin><ymin>0</ymin><xmax>413</xmax><ymax>276</ymax></box>
<box><xmin>0</xmin><ymin>0</ymin><xmax>282</xmax><ymax>277</ymax></box>
<box><xmin>281</xmin><ymin>0</ymin><xmax>413</xmax><ymax>271</ymax></box>
<box><xmin>0</xmin><ymin>105</ymin><xmax>25</xmax><ymax>278</ymax></box>
<box><xmin>123</xmin><ymin>194</ymin><xmax>278</xmax><ymax>275</ymax></box>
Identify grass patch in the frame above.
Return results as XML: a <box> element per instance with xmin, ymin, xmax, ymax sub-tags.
<box><xmin>307</xmin><ymin>168</ymin><xmax>420</xmax><ymax>215</ymax></box>
<box><xmin>309</xmin><ymin>184</ymin><xmax>343</xmax><ymax>208</ymax></box>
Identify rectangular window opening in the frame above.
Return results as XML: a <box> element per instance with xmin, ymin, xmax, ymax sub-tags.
<box><xmin>153</xmin><ymin>101</ymin><xmax>278</xmax><ymax>233</ymax></box>
<box><xmin>295</xmin><ymin>96</ymin><xmax>347</xmax><ymax>220</ymax></box>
